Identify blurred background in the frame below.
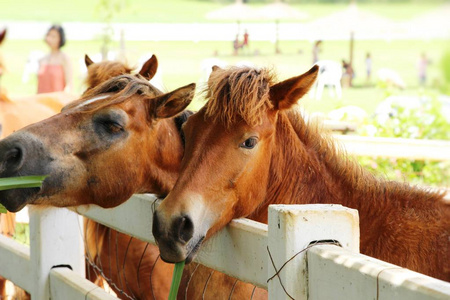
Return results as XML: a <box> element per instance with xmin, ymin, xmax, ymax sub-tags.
<box><xmin>1</xmin><ymin>0</ymin><xmax>450</xmax><ymax>185</ymax></box>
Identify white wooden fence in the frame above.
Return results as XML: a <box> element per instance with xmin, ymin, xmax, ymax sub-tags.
<box><xmin>0</xmin><ymin>136</ymin><xmax>449</xmax><ymax>299</ymax></box>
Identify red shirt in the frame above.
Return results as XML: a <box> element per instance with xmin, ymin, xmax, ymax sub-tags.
<box><xmin>37</xmin><ymin>64</ymin><xmax>65</xmax><ymax>93</ymax></box>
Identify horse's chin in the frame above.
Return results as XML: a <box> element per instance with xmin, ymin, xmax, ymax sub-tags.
<box><xmin>185</xmin><ymin>236</ymin><xmax>205</xmax><ymax>264</ymax></box>
<box><xmin>158</xmin><ymin>235</ymin><xmax>205</xmax><ymax>265</ymax></box>
<box><xmin>0</xmin><ymin>187</ymin><xmax>39</xmax><ymax>212</ymax></box>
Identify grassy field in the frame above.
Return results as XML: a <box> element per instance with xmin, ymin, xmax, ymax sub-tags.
<box><xmin>1</xmin><ymin>38</ymin><xmax>447</xmax><ymax>114</ymax></box>
<box><xmin>0</xmin><ymin>0</ymin><xmax>447</xmax><ymax>23</ymax></box>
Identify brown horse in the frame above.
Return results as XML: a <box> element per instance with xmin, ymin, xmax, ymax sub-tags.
<box><xmin>153</xmin><ymin>66</ymin><xmax>450</xmax><ymax>284</ymax></box>
<box><xmin>81</xmin><ymin>57</ymin><xmax>266</xmax><ymax>299</ymax></box>
<box><xmin>0</xmin><ymin>53</ymin><xmax>155</xmax><ymax>236</ymax></box>
<box><xmin>0</xmin><ymin>73</ymin><xmax>196</xmax><ymax>298</ymax></box>
<box><xmin>84</xmin><ymin>218</ymin><xmax>175</xmax><ymax>299</ymax></box>
<box><xmin>82</xmin><ymin>54</ymin><xmax>179</xmax><ymax>299</ymax></box>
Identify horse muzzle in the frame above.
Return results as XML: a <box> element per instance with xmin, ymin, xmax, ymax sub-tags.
<box><xmin>0</xmin><ymin>132</ymin><xmax>52</xmax><ymax>211</ymax></box>
<box><xmin>0</xmin><ymin>189</ymin><xmax>39</xmax><ymax>212</ymax></box>
<box><xmin>152</xmin><ymin>210</ymin><xmax>206</xmax><ymax>264</ymax></box>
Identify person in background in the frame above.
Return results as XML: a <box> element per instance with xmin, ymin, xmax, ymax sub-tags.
<box><xmin>418</xmin><ymin>52</ymin><xmax>430</xmax><ymax>86</ymax></box>
<box><xmin>312</xmin><ymin>40</ymin><xmax>322</xmax><ymax>64</ymax></box>
<box><xmin>365</xmin><ymin>52</ymin><xmax>372</xmax><ymax>83</ymax></box>
<box><xmin>342</xmin><ymin>59</ymin><xmax>354</xmax><ymax>87</ymax></box>
<box><xmin>37</xmin><ymin>24</ymin><xmax>72</xmax><ymax>93</ymax></box>
<box><xmin>243</xmin><ymin>30</ymin><xmax>249</xmax><ymax>49</ymax></box>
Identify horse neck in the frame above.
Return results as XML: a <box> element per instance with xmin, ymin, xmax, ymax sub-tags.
<box><xmin>249</xmin><ymin>111</ymin><xmax>443</xmax><ymax>228</ymax></box>
<box><xmin>247</xmin><ymin>111</ymin><xmax>450</xmax><ymax>279</ymax></box>
<box><xmin>141</xmin><ymin>116</ymin><xmax>185</xmax><ymax>197</ymax></box>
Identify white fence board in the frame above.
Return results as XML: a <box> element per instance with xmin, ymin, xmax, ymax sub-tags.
<box><xmin>308</xmin><ymin>245</ymin><xmax>450</xmax><ymax>300</ymax></box>
<box><xmin>75</xmin><ymin>194</ymin><xmax>157</xmax><ymax>244</ymax></box>
<box><xmin>267</xmin><ymin>204</ymin><xmax>359</xmax><ymax>300</ymax></box>
<box><xmin>196</xmin><ymin>218</ymin><xmax>268</xmax><ymax>288</ymax></box>
<box><xmin>0</xmin><ymin>235</ymin><xmax>31</xmax><ymax>292</ymax></box>
<box><xmin>336</xmin><ymin>135</ymin><xmax>450</xmax><ymax>161</ymax></box>
<box><xmin>50</xmin><ymin>268</ymin><xmax>117</xmax><ymax>300</ymax></box>
<box><xmin>29</xmin><ymin>207</ymin><xmax>85</xmax><ymax>299</ymax></box>
<box><xmin>76</xmin><ymin>195</ymin><xmax>270</xmax><ymax>288</ymax></box>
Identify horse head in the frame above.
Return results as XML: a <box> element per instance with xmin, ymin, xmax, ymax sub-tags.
<box><xmin>0</xmin><ymin>74</ymin><xmax>195</xmax><ymax>212</ymax></box>
<box><xmin>84</xmin><ymin>54</ymin><xmax>158</xmax><ymax>94</ymax></box>
<box><xmin>152</xmin><ymin>65</ymin><xmax>318</xmax><ymax>263</ymax></box>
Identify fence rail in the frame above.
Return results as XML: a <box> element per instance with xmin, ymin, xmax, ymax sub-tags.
<box><xmin>0</xmin><ymin>136</ymin><xmax>449</xmax><ymax>299</ymax></box>
<box><xmin>335</xmin><ymin>135</ymin><xmax>450</xmax><ymax>161</ymax></box>
<box><xmin>308</xmin><ymin>245</ymin><xmax>450</xmax><ymax>300</ymax></box>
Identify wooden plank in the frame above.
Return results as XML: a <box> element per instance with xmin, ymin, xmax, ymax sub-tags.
<box><xmin>0</xmin><ymin>235</ymin><xmax>31</xmax><ymax>292</ymax></box>
<box><xmin>335</xmin><ymin>135</ymin><xmax>450</xmax><ymax>161</ymax></box>
<box><xmin>76</xmin><ymin>195</ymin><xmax>270</xmax><ymax>288</ymax></box>
<box><xmin>196</xmin><ymin>218</ymin><xmax>268</xmax><ymax>288</ymax></box>
<box><xmin>29</xmin><ymin>207</ymin><xmax>85</xmax><ymax>299</ymax></box>
<box><xmin>308</xmin><ymin>245</ymin><xmax>450</xmax><ymax>300</ymax></box>
<box><xmin>50</xmin><ymin>268</ymin><xmax>118</xmax><ymax>300</ymax></box>
<box><xmin>75</xmin><ymin>194</ymin><xmax>157</xmax><ymax>244</ymax></box>
<box><xmin>267</xmin><ymin>204</ymin><xmax>359</xmax><ymax>300</ymax></box>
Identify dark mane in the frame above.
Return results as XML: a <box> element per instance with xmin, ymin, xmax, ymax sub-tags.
<box><xmin>204</xmin><ymin>66</ymin><xmax>276</xmax><ymax>128</ymax></box>
<box><xmin>63</xmin><ymin>74</ymin><xmax>162</xmax><ymax>112</ymax></box>
<box><xmin>174</xmin><ymin>110</ymin><xmax>194</xmax><ymax>145</ymax></box>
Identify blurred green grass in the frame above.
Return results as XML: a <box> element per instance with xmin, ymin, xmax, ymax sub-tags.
<box><xmin>0</xmin><ymin>0</ymin><xmax>446</xmax><ymax>23</ymax></box>
<box><xmin>1</xmin><ymin>38</ymin><xmax>447</xmax><ymax>115</ymax></box>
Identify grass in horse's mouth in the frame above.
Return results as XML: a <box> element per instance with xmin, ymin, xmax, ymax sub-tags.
<box><xmin>0</xmin><ymin>175</ymin><xmax>47</xmax><ymax>213</ymax></box>
<box><xmin>168</xmin><ymin>260</ymin><xmax>185</xmax><ymax>300</ymax></box>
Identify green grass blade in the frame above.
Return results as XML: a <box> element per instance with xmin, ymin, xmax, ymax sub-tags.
<box><xmin>0</xmin><ymin>176</ymin><xmax>47</xmax><ymax>213</ymax></box>
<box><xmin>0</xmin><ymin>175</ymin><xmax>48</xmax><ymax>191</ymax></box>
<box><xmin>168</xmin><ymin>260</ymin><xmax>185</xmax><ymax>300</ymax></box>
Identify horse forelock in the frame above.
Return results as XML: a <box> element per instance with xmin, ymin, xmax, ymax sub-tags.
<box><xmin>64</xmin><ymin>74</ymin><xmax>162</xmax><ymax>112</ymax></box>
<box><xmin>204</xmin><ymin>66</ymin><xmax>275</xmax><ymax>128</ymax></box>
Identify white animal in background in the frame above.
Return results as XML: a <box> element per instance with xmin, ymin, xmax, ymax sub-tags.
<box><xmin>200</xmin><ymin>57</ymin><xmax>228</xmax><ymax>85</ymax></box>
<box><xmin>328</xmin><ymin>105</ymin><xmax>368</xmax><ymax>124</ymax></box>
<box><xmin>377</xmin><ymin>68</ymin><xmax>406</xmax><ymax>89</ymax></box>
<box><xmin>22</xmin><ymin>50</ymin><xmax>45</xmax><ymax>83</ymax></box>
<box><xmin>235</xmin><ymin>60</ymin><xmax>255</xmax><ymax>68</ymax></box>
<box><xmin>313</xmin><ymin>60</ymin><xmax>342</xmax><ymax>100</ymax></box>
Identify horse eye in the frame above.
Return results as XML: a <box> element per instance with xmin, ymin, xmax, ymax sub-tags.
<box><xmin>240</xmin><ymin>137</ymin><xmax>258</xmax><ymax>149</ymax></box>
<box><xmin>103</xmin><ymin>121</ymin><xmax>123</xmax><ymax>134</ymax></box>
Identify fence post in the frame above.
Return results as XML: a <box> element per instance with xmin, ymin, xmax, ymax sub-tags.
<box><xmin>29</xmin><ymin>207</ymin><xmax>85</xmax><ymax>299</ymax></box>
<box><xmin>267</xmin><ymin>204</ymin><xmax>359</xmax><ymax>300</ymax></box>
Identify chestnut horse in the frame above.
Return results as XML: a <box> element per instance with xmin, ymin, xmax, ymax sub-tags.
<box><xmin>0</xmin><ymin>73</ymin><xmax>196</xmax><ymax>299</ymax></box>
<box><xmin>81</xmin><ymin>57</ymin><xmax>267</xmax><ymax>299</ymax></box>
<box><xmin>153</xmin><ymin>66</ymin><xmax>450</xmax><ymax>285</ymax></box>
<box><xmin>82</xmin><ymin>54</ymin><xmax>177</xmax><ymax>299</ymax></box>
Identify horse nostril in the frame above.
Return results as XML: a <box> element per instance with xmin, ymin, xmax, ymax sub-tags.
<box><xmin>4</xmin><ymin>147</ymin><xmax>24</xmax><ymax>172</ymax></box>
<box><xmin>176</xmin><ymin>215</ymin><xmax>194</xmax><ymax>244</ymax></box>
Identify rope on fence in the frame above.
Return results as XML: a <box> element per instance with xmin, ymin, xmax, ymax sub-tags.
<box><xmin>267</xmin><ymin>240</ymin><xmax>342</xmax><ymax>300</ymax></box>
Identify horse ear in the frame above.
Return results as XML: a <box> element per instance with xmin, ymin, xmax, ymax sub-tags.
<box><xmin>85</xmin><ymin>54</ymin><xmax>94</xmax><ymax>67</ymax></box>
<box><xmin>153</xmin><ymin>83</ymin><xmax>196</xmax><ymax>119</ymax></box>
<box><xmin>269</xmin><ymin>65</ymin><xmax>319</xmax><ymax>110</ymax></box>
<box><xmin>139</xmin><ymin>55</ymin><xmax>158</xmax><ymax>80</ymax></box>
<box><xmin>211</xmin><ymin>65</ymin><xmax>222</xmax><ymax>72</ymax></box>
<box><xmin>0</xmin><ymin>28</ymin><xmax>6</xmax><ymax>45</ymax></box>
